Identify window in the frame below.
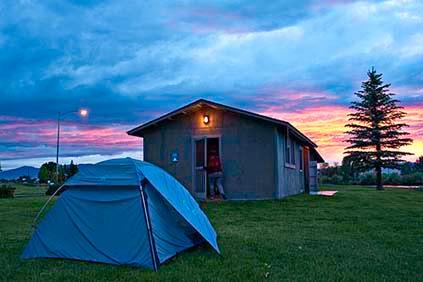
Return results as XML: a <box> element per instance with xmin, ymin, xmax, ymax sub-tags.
<box><xmin>285</xmin><ymin>129</ymin><xmax>296</xmax><ymax>166</ymax></box>
<box><xmin>285</xmin><ymin>129</ymin><xmax>297</xmax><ymax>168</ymax></box>
<box><xmin>285</xmin><ymin>129</ymin><xmax>291</xmax><ymax>164</ymax></box>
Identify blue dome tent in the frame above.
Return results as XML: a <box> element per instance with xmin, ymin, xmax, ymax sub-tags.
<box><xmin>22</xmin><ymin>158</ymin><xmax>220</xmax><ymax>270</ymax></box>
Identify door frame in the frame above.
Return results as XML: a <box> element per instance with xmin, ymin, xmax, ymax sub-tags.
<box><xmin>303</xmin><ymin>146</ymin><xmax>310</xmax><ymax>193</ymax></box>
<box><xmin>191</xmin><ymin>135</ymin><xmax>222</xmax><ymax>200</ymax></box>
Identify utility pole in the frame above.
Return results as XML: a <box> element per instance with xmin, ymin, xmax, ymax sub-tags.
<box><xmin>55</xmin><ymin>109</ymin><xmax>88</xmax><ymax>184</ymax></box>
<box><xmin>56</xmin><ymin>112</ymin><xmax>61</xmax><ymax>184</ymax></box>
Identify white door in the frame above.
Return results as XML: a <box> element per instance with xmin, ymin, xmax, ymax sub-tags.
<box><xmin>194</xmin><ymin>138</ymin><xmax>207</xmax><ymax>199</ymax></box>
<box><xmin>309</xmin><ymin>161</ymin><xmax>318</xmax><ymax>193</ymax></box>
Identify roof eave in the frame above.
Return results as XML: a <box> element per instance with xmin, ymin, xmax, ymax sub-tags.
<box><xmin>127</xmin><ymin>99</ymin><xmax>208</xmax><ymax>137</ymax></box>
<box><xmin>127</xmin><ymin>99</ymin><xmax>318</xmax><ymax>148</ymax></box>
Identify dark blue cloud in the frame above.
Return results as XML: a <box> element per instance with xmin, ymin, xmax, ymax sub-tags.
<box><xmin>0</xmin><ymin>0</ymin><xmax>422</xmax><ymax>168</ymax></box>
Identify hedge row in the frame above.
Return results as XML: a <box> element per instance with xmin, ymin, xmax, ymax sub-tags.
<box><xmin>320</xmin><ymin>172</ymin><xmax>423</xmax><ymax>186</ymax></box>
<box><xmin>0</xmin><ymin>184</ymin><xmax>16</xmax><ymax>198</ymax></box>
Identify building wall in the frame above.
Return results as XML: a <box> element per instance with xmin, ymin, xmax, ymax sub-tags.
<box><xmin>143</xmin><ymin>114</ymin><xmax>193</xmax><ymax>190</ymax></box>
<box><xmin>142</xmin><ymin>106</ymin><xmax>277</xmax><ymax>200</ymax></box>
<box><xmin>275</xmin><ymin>129</ymin><xmax>305</xmax><ymax>198</ymax></box>
<box><xmin>283</xmin><ymin>140</ymin><xmax>305</xmax><ymax>197</ymax></box>
<box><xmin>217</xmin><ymin>110</ymin><xmax>277</xmax><ymax>200</ymax></box>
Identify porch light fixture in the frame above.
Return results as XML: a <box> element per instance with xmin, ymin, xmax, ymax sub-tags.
<box><xmin>203</xmin><ymin>115</ymin><xmax>210</xmax><ymax>124</ymax></box>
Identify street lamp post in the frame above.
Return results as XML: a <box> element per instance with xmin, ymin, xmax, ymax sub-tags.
<box><xmin>55</xmin><ymin>109</ymin><xmax>88</xmax><ymax>184</ymax></box>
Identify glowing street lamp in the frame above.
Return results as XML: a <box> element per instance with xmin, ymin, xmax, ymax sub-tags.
<box><xmin>55</xmin><ymin>109</ymin><xmax>89</xmax><ymax>183</ymax></box>
<box><xmin>79</xmin><ymin>108</ymin><xmax>88</xmax><ymax>117</ymax></box>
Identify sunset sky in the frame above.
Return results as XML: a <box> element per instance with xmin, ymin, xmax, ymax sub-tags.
<box><xmin>1</xmin><ymin>0</ymin><xmax>422</xmax><ymax>170</ymax></box>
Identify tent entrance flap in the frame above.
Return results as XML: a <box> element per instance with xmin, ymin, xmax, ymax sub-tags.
<box><xmin>144</xmin><ymin>182</ymin><xmax>205</xmax><ymax>263</ymax></box>
<box><xmin>140</xmin><ymin>162</ymin><xmax>220</xmax><ymax>254</ymax></box>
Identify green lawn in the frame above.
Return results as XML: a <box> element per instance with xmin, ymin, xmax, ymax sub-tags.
<box><xmin>1</xmin><ymin>184</ymin><xmax>422</xmax><ymax>281</ymax></box>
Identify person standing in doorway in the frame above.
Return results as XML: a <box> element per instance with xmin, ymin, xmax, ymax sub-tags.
<box><xmin>206</xmin><ymin>149</ymin><xmax>226</xmax><ymax>200</ymax></box>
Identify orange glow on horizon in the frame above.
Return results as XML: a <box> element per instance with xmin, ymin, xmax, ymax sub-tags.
<box><xmin>261</xmin><ymin>105</ymin><xmax>423</xmax><ymax>163</ymax></box>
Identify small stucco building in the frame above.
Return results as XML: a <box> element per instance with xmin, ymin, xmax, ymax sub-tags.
<box><xmin>128</xmin><ymin>99</ymin><xmax>324</xmax><ymax>200</ymax></box>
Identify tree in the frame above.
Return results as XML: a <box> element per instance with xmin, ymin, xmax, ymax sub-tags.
<box><xmin>341</xmin><ymin>155</ymin><xmax>359</xmax><ymax>183</ymax></box>
<box><xmin>416</xmin><ymin>156</ymin><xmax>423</xmax><ymax>172</ymax></box>
<box><xmin>38</xmin><ymin>165</ymin><xmax>49</xmax><ymax>183</ymax></box>
<box><xmin>320</xmin><ymin>163</ymin><xmax>330</xmax><ymax>170</ymax></box>
<box><xmin>69</xmin><ymin>160</ymin><xmax>78</xmax><ymax>177</ymax></box>
<box><xmin>38</xmin><ymin>161</ymin><xmax>79</xmax><ymax>184</ymax></box>
<box><xmin>38</xmin><ymin>162</ymin><xmax>61</xmax><ymax>184</ymax></box>
<box><xmin>58</xmin><ymin>164</ymin><xmax>66</xmax><ymax>184</ymax></box>
<box><xmin>344</xmin><ymin>68</ymin><xmax>413</xmax><ymax>190</ymax></box>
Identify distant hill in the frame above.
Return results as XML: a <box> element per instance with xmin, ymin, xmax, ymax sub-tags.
<box><xmin>0</xmin><ymin>166</ymin><xmax>39</xmax><ymax>180</ymax></box>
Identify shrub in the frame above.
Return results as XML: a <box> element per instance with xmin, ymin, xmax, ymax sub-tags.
<box><xmin>401</xmin><ymin>172</ymin><xmax>423</xmax><ymax>186</ymax></box>
<box><xmin>319</xmin><ymin>175</ymin><xmax>344</xmax><ymax>185</ymax></box>
<box><xmin>383</xmin><ymin>173</ymin><xmax>402</xmax><ymax>185</ymax></box>
<box><xmin>0</xmin><ymin>184</ymin><xmax>16</xmax><ymax>198</ymax></box>
<box><xmin>358</xmin><ymin>173</ymin><xmax>376</xmax><ymax>185</ymax></box>
<box><xmin>45</xmin><ymin>184</ymin><xmax>63</xmax><ymax>196</ymax></box>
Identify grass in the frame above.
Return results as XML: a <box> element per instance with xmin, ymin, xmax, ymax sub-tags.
<box><xmin>1</xmin><ymin>184</ymin><xmax>422</xmax><ymax>281</ymax></box>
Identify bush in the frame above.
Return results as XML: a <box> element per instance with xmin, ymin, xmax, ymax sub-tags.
<box><xmin>0</xmin><ymin>184</ymin><xmax>16</xmax><ymax>198</ymax></box>
<box><xmin>356</xmin><ymin>172</ymin><xmax>423</xmax><ymax>186</ymax></box>
<box><xmin>319</xmin><ymin>175</ymin><xmax>344</xmax><ymax>185</ymax></box>
<box><xmin>358</xmin><ymin>173</ymin><xmax>376</xmax><ymax>185</ymax></box>
<box><xmin>401</xmin><ymin>172</ymin><xmax>423</xmax><ymax>186</ymax></box>
<box><xmin>45</xmin><ymin>184</ymin><xmax>64</xmax><ymax>196</ymax></box>
<box><xmin>383</xmin><ymin>173</ymin><xmax>402</xmax><ymax>185</ymax></box>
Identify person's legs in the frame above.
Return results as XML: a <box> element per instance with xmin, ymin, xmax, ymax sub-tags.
<box><xmin>216</xmin><ymin>176</ymin><xmax>226</xmax><ymax>199</ymax></box>
<box><xmin>208</xmin><ymin>174</ymin><xmax>216</xmax><ymax>198</ymax></box>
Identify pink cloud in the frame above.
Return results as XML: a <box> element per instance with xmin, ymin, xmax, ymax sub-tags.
<box><xmin>260</xmin><ymin>103</ymin><xmax>423</xmax><ymax>163</ymax></box>
<box><xmin>164</xmin><ymin>6</ymin><xmax>250</xmax><ymax>34</ymax></box>
<box><xmin>0</xmin><ymin>116</ymin><xmax>141</xmax><ymax>160</ymax></box>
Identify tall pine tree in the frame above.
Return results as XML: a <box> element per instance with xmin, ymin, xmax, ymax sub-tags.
<box><xmin>345</xmin><ymin>68</ymin><xmax>413</xmax><ymax>190</ymax></box>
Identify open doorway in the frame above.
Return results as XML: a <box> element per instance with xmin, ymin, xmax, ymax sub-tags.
<box><xmin>193</xmin><ymin>136</ymin><xmax>221</xmax><ymax>200</ymax></box>
<box><xmin>206</xmin><ymin>138</ymin><xmax>221</xmax><ymax>199</ymax></box>
<box><xmin>303</xmin><ymin>146</ymin><xmax>310</xmax><ymax>193</ymax></box>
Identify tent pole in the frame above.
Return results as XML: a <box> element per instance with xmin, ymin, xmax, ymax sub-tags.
<box><xmin>139</xmin><ymin>182</ymin><xmax>159</xmax><ymax>272</ymax></box>
<box><xmin>29</xmin><ymin>184</ymin><xmax>65</xmax><ymax>234</ymax></box>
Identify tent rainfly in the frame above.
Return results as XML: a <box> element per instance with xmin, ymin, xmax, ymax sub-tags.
<box><xmin>22</xmin><ymin>158</ymin><xmax>220</xmax><ymax>270</ymax></box>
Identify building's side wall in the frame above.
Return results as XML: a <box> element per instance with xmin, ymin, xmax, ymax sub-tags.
<box><xmin>276</xmin><ymin>129</ymin><xmax>305</xmax><ymax>198</ymax></box>
<box><xmin>217</xmin><ymin>110</ymin><xmax>277</xmax><ymax>200</ymax></box>
<box><xmin>142</xmin><ymin>106</ymin><xmax>277</xmax><ymax>199</ymax></box>
<box><xmin>275</xmin><ymin>128</ymin><xmax>284</xmax><ymax>198</ymax></box>
<box><xmin>143</xmin><ymin>114</ymin><xmax>194</xmax><ymax>190</ymax></box>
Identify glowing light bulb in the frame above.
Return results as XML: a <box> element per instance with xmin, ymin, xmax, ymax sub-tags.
<box><xmin>79</xmin><ymin>109</ymin><xmax>88</xmax><ymax>117</ymax></box>
<box><xmin>203</xmin><ymin>115</ymin><xmax>210</xmax><ymax>124</ymax></box>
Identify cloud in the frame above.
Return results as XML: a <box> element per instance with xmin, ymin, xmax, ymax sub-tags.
<box><xmin>0</xmin><ymin>0</ymin><xmax>422</xmax><ymax>167</ymax></box>
<box><xmin>260</xmin><ymin>103</ymin><xmax>423</xmax><ymax>163</ymax></box>
<box><xmin>400</xmin><ymin>33</ymin><xmax>423</xmax><ymax>58</ymax></box>
<box><xmin>0</xmin><ymin>116</ymin><xmax>141</xmax><ymax>161</ymax></box>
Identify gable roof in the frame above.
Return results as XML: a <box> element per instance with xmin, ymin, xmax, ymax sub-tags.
<box><xmin>127</xmin><ymin>99</ymin><xmax>324</xmax><ymax>161</ymax></box>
